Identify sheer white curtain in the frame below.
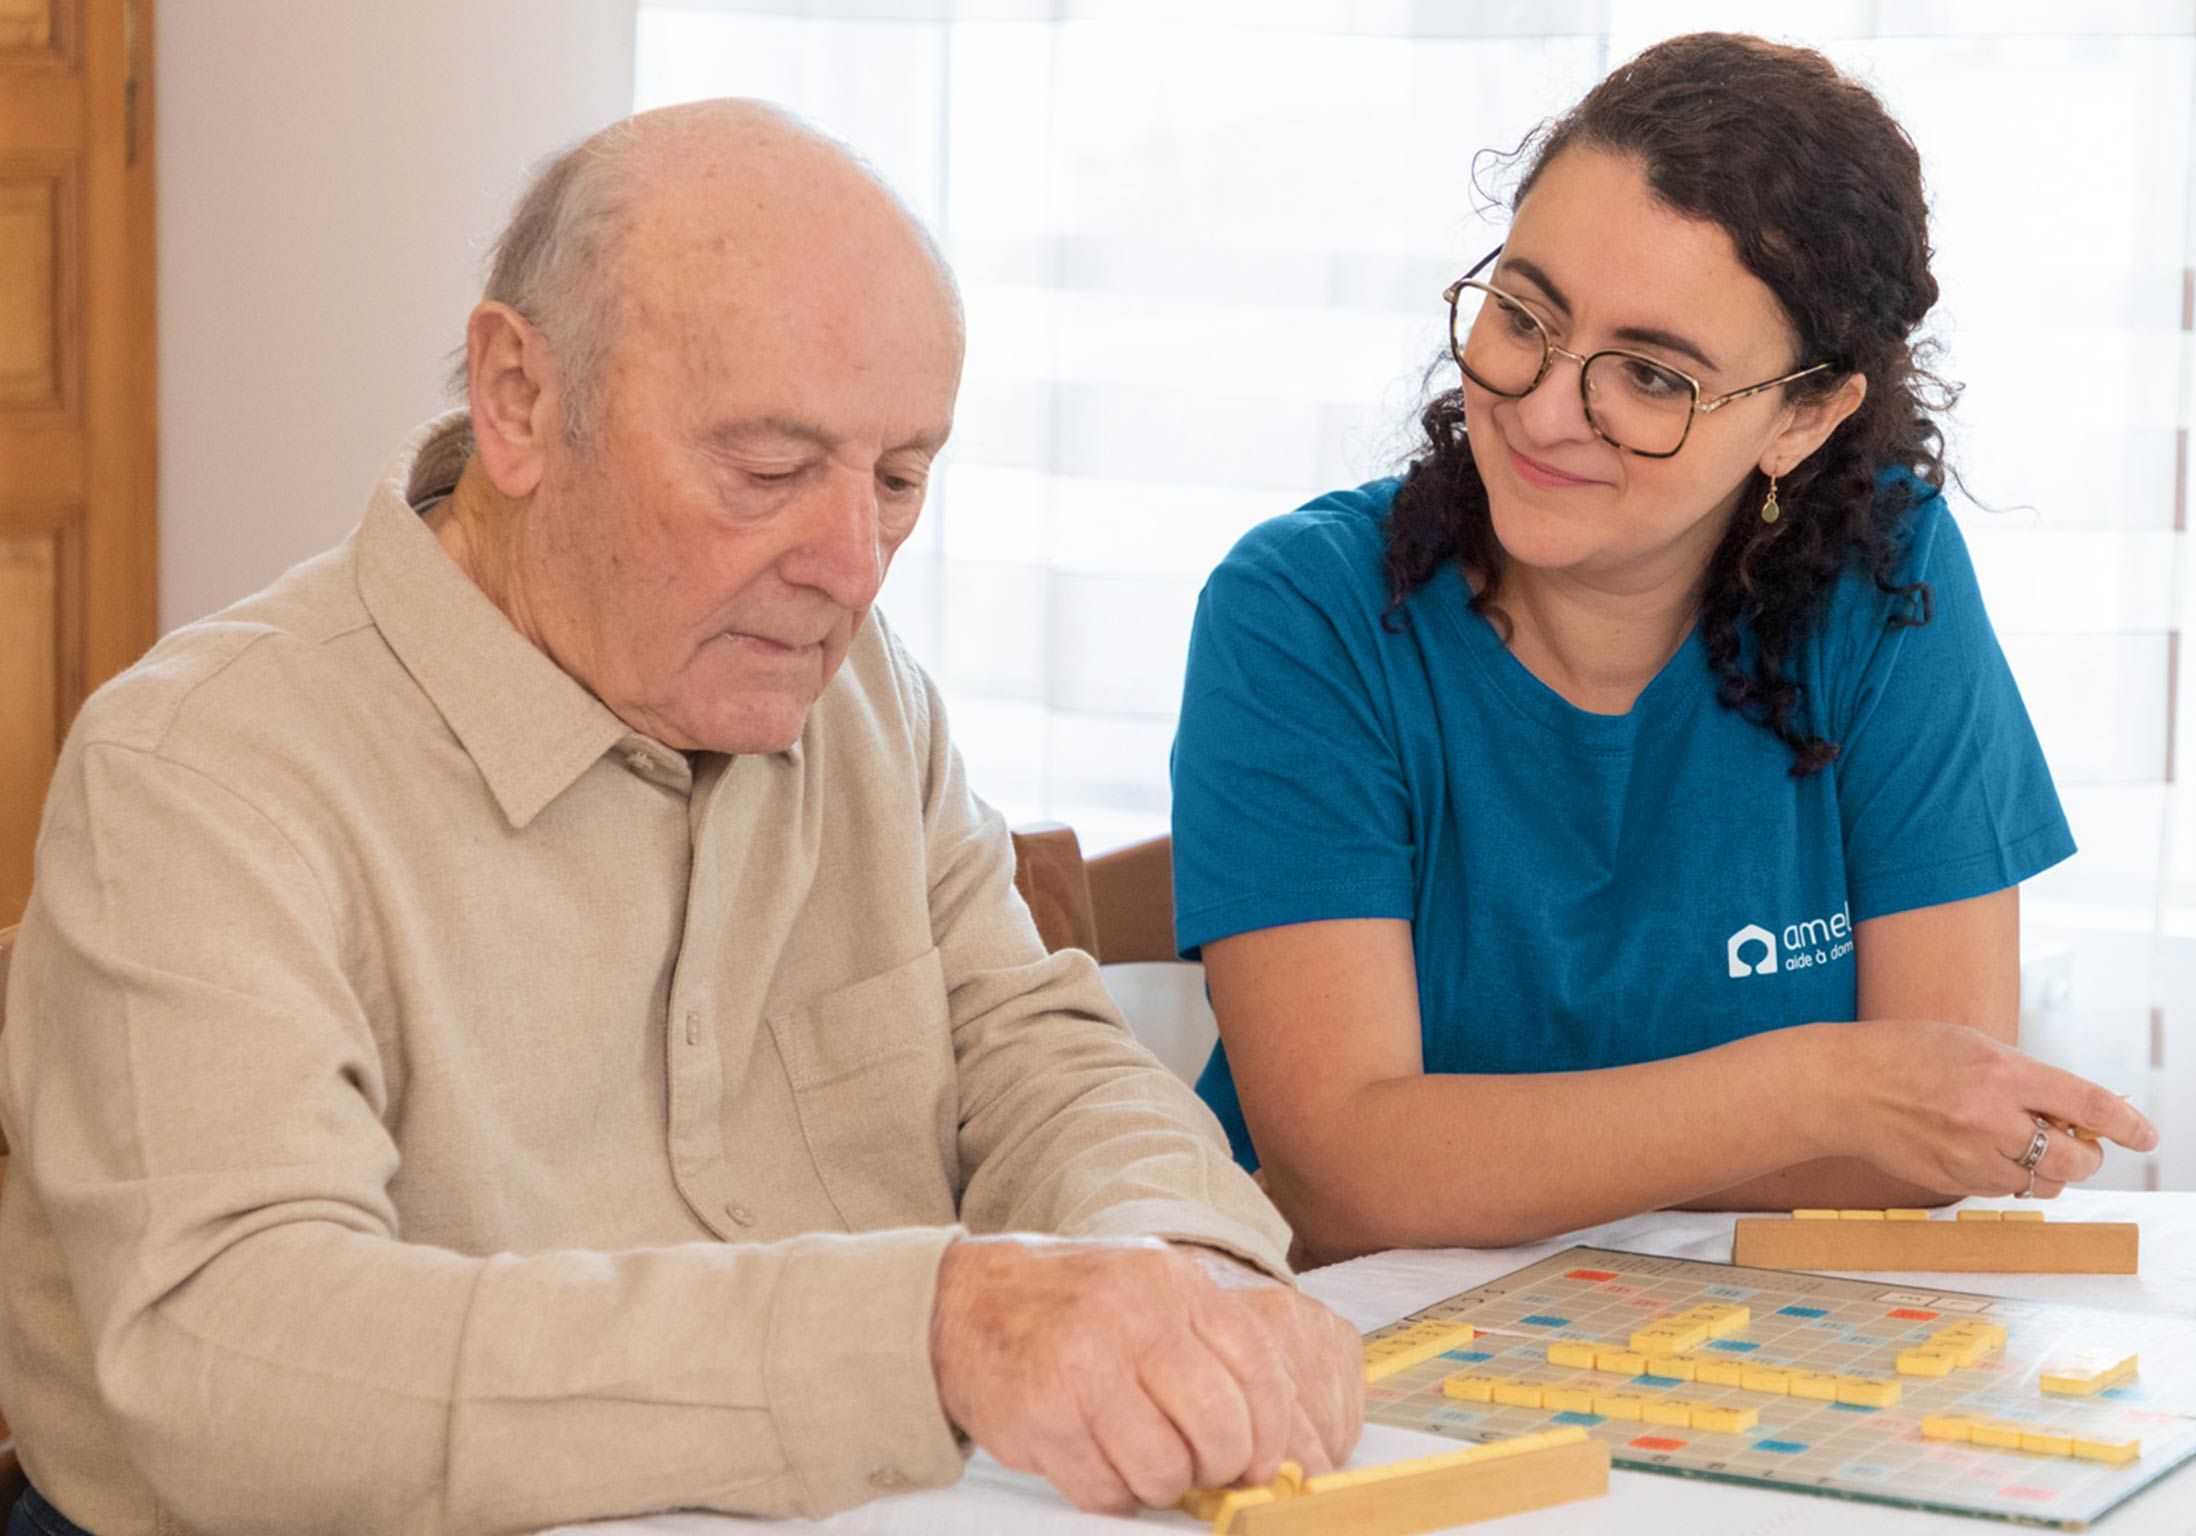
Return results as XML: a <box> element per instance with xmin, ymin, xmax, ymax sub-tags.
<box><xmin>633</xmin><ymin>0</ymin><xmax>2196</xmax><ymax>1187</ymax></box>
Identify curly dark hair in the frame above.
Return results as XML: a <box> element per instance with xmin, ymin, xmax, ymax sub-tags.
<box><xmin>1385</xmin><ymin>32</ymin><xmax>1953</xmax><ymax>775</ymax></box>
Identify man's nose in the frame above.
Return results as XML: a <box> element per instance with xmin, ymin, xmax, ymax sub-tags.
<box><xmin>783</xmin><ymin>468</ymin><xmax>887</xmax><ymax>611</ymax></box>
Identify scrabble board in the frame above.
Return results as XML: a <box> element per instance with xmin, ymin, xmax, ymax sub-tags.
<box><xmin>1360</xmin><ymin>1246</ymin><xmax>2196</xmax><ymax>1529</ymax></box>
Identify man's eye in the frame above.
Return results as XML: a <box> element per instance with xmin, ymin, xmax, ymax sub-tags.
<box><xmin>745</xmin><ymin>469</ymin><xmax>801</xmax><ymax>485</ymax></box>
<box><xmin>880</xmin><ymin>474</ymin><xmax>922</xmax><ymax>496</ymax></box>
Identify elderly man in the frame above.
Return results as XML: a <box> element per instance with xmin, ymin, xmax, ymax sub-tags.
<box><xmin>0</xmin><ymin>103</ymin><xmax>1360</xmax><ymax>1536</ymax></box>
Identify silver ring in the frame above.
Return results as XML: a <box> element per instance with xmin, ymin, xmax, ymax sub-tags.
<box><xmin>2019</xmin><ymin>1164</ymin><xmax>2039</xmax><ymax>1199</ymax></box>
<box><xmin>2015</xmin><ymin>1117</ymin><xmax>2052</xmax><ymax>1173</ymax></box>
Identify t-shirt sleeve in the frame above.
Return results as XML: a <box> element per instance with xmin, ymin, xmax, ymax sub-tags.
<box><xmin>1171</xmin><ymin>503</ymin><xmax>1416</xmax><ymax>957</ymax></box>
<box><xmin>1832</xmin><ymin>489</ymin><xmax>2075</xmax><ymax>921</ymax></box>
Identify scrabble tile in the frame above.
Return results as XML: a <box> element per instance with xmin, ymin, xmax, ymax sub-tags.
<box><xmin>1936</xmin><ymin>1321</ymin><xmax>2007</xmax><ymax>1350</ymax></box>
<box><xmin>1649</xmin><ymin>1356</ymin><xmax>1698</xmax><ymax>1382</ymax></box>
<box><xmin>1837</xmin><ymin>1209</ymin><xmax>1887</xmax><ymax>1220</ymax></box>
<box><xmin>1885</xmin><ymin>1208</ymin><xmax>1930</xmax><ymax>1221</ymax></box>
<box><xmin>1694</xmin><ymin>1358</ymin><xmax>1748</xmax><ymax>1387</ymax></box>
<box><xmin>1596</xmin><ymin>1349</ymin><xmax>1649</xmax><ymax>1376</ymax></box>
<box><xmin>1793</xmin><ymin>1209</ymin><xmax>1839</xmax><ymax>1220</ymax></box>
<box><xmin>1542</xmin><ymin>1426</ymin><xmax>1590</xmax><ymax>1447</ymax></box>
<box><xmin>2040</xmin><ymin>1351</ymin><xmax>2137</xmax><ymax>1397</ymax></box>
<box><xmin>1545</xmin><ymin>1341</ymin><xmax>1601</xmax><ymax>1369</ymax></box>
<box><xmin>1633</xmin><ymin>1325</ymin><xmax>1707</xmax><ymax>1354</ymax></box>
<box><xmin>1181</xmin><ymin>1485</ymin><xmax>1276</xmax><ymax>1522</ymax></box>
<box><xmin>1704</xmin><ymin>1307</ymin><xmax>1750</xmax><ymax>1339</ymax></box>
<box><xmin>1835</xmin><ymin>1376</ymin><xmax>1901</xmax><ymax>1408</ymax></box>
<box><xmin>1932</xmin><ymin>1333</ymin><xmax>1992</xmax><ymax>1367</ymax></box>
<box><xmin>1592</xmin><ymin>1393</ymin><xmax>1646</xmax><ymax>1420</ymax></box>
<box><xmin>2074</xmin><ymin>1436</ymin><xmax>2142</xmax><ymax>1465</ymax></box>
<box><xmin>1687</xmin><ymin>1404</ymin><xmax>1759</xmax><ymax>1434</ymax></box>
<box><xmin>1442</xmin><ymin>1373</ymin><xmax>1497</xmax><ymax>1403</ymax></box>
<box><xmin>1956</xmin><ymin>1210</ymin><xmax>2003</xmax><ymax>1222</ymax></box>
<box><xmin>1897</xmin><ymin>1348</ymin><xmax>1958</xmax><ymax>1377</ymax></box>
<box><xmin>2020</xmin><ymin>1428</ymin><xmax>2075</xmax><ymax>1456</ymax></box>
<box><xmin>1740</xmin><ymin>1365</ymin><xmax>1792</xmax><ymax>1394</ymax></box>
<box><xmin>1363</xmin><ymin>1319</ymin><xmax>1481</xmax><ymax>1382</ymax></box>
<box><xmin>1492</xmin><ymin>1379</ymin><xmax>1545</xmax><ymax>1408</ymax></box>
<box><xmin>2003</xmin><ymin>1210</ymin><xmax>2045</xmax><ymax>1223</ymax></box>
<box><xmin>1788</xmin><ymin>1371</ymin><xmax>1841</xmax><ymax>1401</ymax></box>
<box><xmin>1921</xmin><ymin>1415</ymin><xmax>1975</xmax><ymax>1441</ymax></box>
<box><xmin>1643</xmin><ymin>1398</ymin><xmax>1695</xmax><ymax>1427</ymax></box>
<box><xmin>1544</xmin><ymin>1386</ymin><xmax>1598</xmax><ymax>1414</ymax></box>
<box><xmin>1970</xmin><ymin>1421</ymin><xmax>2025</xmax><ymax>1449</ymax></box>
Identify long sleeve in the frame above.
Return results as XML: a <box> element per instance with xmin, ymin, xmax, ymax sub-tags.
<box><xmin>6</xmin><ymin>736</ymin><xmax>967</xmax><ymax>1534</ymax></box>
<box><xmin>898</xmin><ymin>651</ymin><xmax>1297</xmax><ymax>1277</ymax></box>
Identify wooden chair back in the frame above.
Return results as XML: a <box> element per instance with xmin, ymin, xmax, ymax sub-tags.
<box><xmin>1</xmin><ymin>922</ymin><xmax>23</xmax><ymax>1505</ymax></box>
<box><xmin>1009</xmin><ymin>826</ymin><xmax>1178</xmax><ymax>965</ymax></box>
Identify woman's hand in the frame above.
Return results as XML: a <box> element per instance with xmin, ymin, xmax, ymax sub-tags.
<box><xmin>1822</xmin><ymin>1019</ymin><xmax>2158</xmax><ymax>1198</ymax></box>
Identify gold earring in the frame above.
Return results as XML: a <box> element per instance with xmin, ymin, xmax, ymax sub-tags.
<box><xmin>1760</xmin><ymin>472</ymin><xmax>1781</xmax><ymax>524</ymax></box>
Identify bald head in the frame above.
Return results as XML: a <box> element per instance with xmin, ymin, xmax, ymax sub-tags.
<box><xmin>446</xmin><ymin>99</ymin><xmax>965</xmax><ymax>757</ymax></box>
<box><xmin>464</xmin><ymin>100</ymin><xmax>961</xmax><ymax>447</ymax></box>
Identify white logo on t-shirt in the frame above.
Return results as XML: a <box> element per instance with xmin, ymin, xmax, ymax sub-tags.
<box><xmin>1726</xmin><ymin>924</ymin><xmax>1777</xmax><ymax>978</ymax></box>
<box><xmin>1726</xmin><ymin>905</ymin><xmax>1853</xmax><ymax>977</ymax></box>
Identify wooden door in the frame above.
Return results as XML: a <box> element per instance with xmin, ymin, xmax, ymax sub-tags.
<box><xmin>0</xmin><ymin>0</ymin><xmax>157</xmax><ymax>928</ymax></box>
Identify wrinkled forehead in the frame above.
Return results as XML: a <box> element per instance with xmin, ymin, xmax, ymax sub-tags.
<box><xmin>614</xmin><ymin>158</ymin><xmax>961</xmax><ymax>382</ymax></box>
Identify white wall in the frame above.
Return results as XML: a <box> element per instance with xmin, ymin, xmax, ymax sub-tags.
<box><xmin>156</xmin><ymin>0</ymin><xmax>637</xmax><ymax>629</ymax></box>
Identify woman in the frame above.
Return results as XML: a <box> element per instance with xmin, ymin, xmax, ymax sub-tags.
<box><xmin>1169</xmin><ymin>32</ymin><xmax>2157</xmax><ymax>1264</ymax></box>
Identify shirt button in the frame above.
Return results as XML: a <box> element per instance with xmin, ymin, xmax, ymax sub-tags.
<box><xmin>624</xmin><ymin>749</ymin><xmax>651</xmax><ymax>773</ymax></box>
<box><xmin>684</xmin><ymin>1009</ymin><xmax>701</xmax><ymax>1045</ymax></box>
<box><xmin>725</xmin><ymin>1202</ymin><xmax>756</xmax><ymax>1227</ymax></box>
<box><xmin>868</xmin><ymin>1468</ymin><xmax>909</xmax><ymax>1491</ymax></box>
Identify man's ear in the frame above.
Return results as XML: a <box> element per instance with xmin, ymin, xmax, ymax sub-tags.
<box><xmin>464</xmin><ymin>302</ymin><xmax>560</xmax><ymax>498</ymax></box>
<box><xmin>1764</xmin><ymin>370</ymin><xmax>1868</xmax><ymax>479</ymax></box>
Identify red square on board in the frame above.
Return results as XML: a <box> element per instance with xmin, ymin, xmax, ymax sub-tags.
<box><xmin>1888</xmin><ymin>1308</ymin><xmax>1939</xmax><ymax>1321</ymax></box>
<box><xmin>1566</xmin><ymin>1269</ymin><xmax>1619</xmax><ymax>1282</ymax></box>
<box><xmin>1631</xmin><ymin>1436</ymin><xmax>1687</xmax><ymax>1451</ymax></box>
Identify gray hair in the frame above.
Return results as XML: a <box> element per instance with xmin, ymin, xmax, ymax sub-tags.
<box><xmin>447</xmin><ymin>120</ymin><xmax>646</xmax><ymax>449</ymax></box>
<box><xmin>450</xmin><ymin>103</ymin><xmax>961</xmax><ymax>453</ymax></box>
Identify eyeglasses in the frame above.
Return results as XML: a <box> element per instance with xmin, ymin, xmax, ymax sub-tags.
<box><xmin>1443</xmin><ymin>246</ymin><xmax>1832</xmax><ymax>459</ymax></box>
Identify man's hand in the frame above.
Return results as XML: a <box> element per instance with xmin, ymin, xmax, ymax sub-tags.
<box><xmin>928</xmin><ymin>1235</ymin><xmax>1364</xmax><ymax>1514</ymax></box>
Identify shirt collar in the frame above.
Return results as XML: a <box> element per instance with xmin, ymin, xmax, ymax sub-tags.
<box><xmin>354</xmin><ymin>412</ymin><xmax>633</xmax><ymax>830</ymax></box>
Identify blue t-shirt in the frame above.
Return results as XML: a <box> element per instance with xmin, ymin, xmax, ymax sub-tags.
<box><xmin>1171</xmin><ymin>475</ymin><xmax>2075</xmax><ymax>1172</ymax></box>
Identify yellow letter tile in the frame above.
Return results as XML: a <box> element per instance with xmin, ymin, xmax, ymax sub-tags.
<box><xmin>1835</xmin><ymin>1376</ymin><xmax>1901</xmax><ymax>1408</ymax></box>
<box><xmin>1491</xmin><ymin>1379</ymin><xmax>1545</xmax><ymax>1409</ymax></box>
<box><xmin>2074</xmin><ymin>1436</ymin><xmax>2142</xmax><ymax>1465</ymax></box>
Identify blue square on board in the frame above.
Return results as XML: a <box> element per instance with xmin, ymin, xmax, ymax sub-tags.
<box><xmin>1517</xmin><ymin>1315</ymin><xmax>1571</xmax><ymax>1328</ymax></box>
<box><xmin>1635</xmin><ymin>1375</ymin><xmax>1683</xmax><ymax>1389</ymax></box>
<box><xmin>1754</xmin><ymin>1440</ymin><xmax>1809</xmax><ymax>1455</ymax></box>
<box><xmin>1708</xmin><ymin>1339</ymin><xmax>1759</xmax><ymax>1353</ymax></box>
<box><xmin>1551</xmin><ymin>1411</ymin><xmax>1605</xmax><ymax>1427</ymax></box>
<box><xmin>1442</xmin><ymin>1350</ymin><xmax>1493</xmax><ymax>1364</ymax></box>
<box><xmin>1777</xmin><ymin>1305</ymin><xmax>1828</xmax><ymax>1318</ymax></box>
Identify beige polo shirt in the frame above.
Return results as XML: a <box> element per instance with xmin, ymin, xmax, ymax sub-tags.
<box><xmin>0</xmin><ymin>414</ymin><xmax>1291</xmax><ymax>1536</ymax></box>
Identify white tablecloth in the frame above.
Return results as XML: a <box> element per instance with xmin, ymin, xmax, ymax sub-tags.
<box><xmin>554</xmin><ymin>1190</ymin><xmax>2196</xmax><ymax>1535</ymax></box>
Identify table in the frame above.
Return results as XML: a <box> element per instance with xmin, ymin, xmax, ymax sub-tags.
<box><xmin>554</xmin><ymin>1190</ymin><xmax>2196</xmax><ymax>1536</ymax></box>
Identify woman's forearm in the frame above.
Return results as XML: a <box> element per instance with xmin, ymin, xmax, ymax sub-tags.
<box><xmin>1259</xmin><ymin>1023</ymin><xmax>1851</xmax><ymax>1262</ymax></box>
<box><xmin>1672</xmin><ymin>1157</ymin><xmax>1957</xmax><ymax>1213</ymax></box>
